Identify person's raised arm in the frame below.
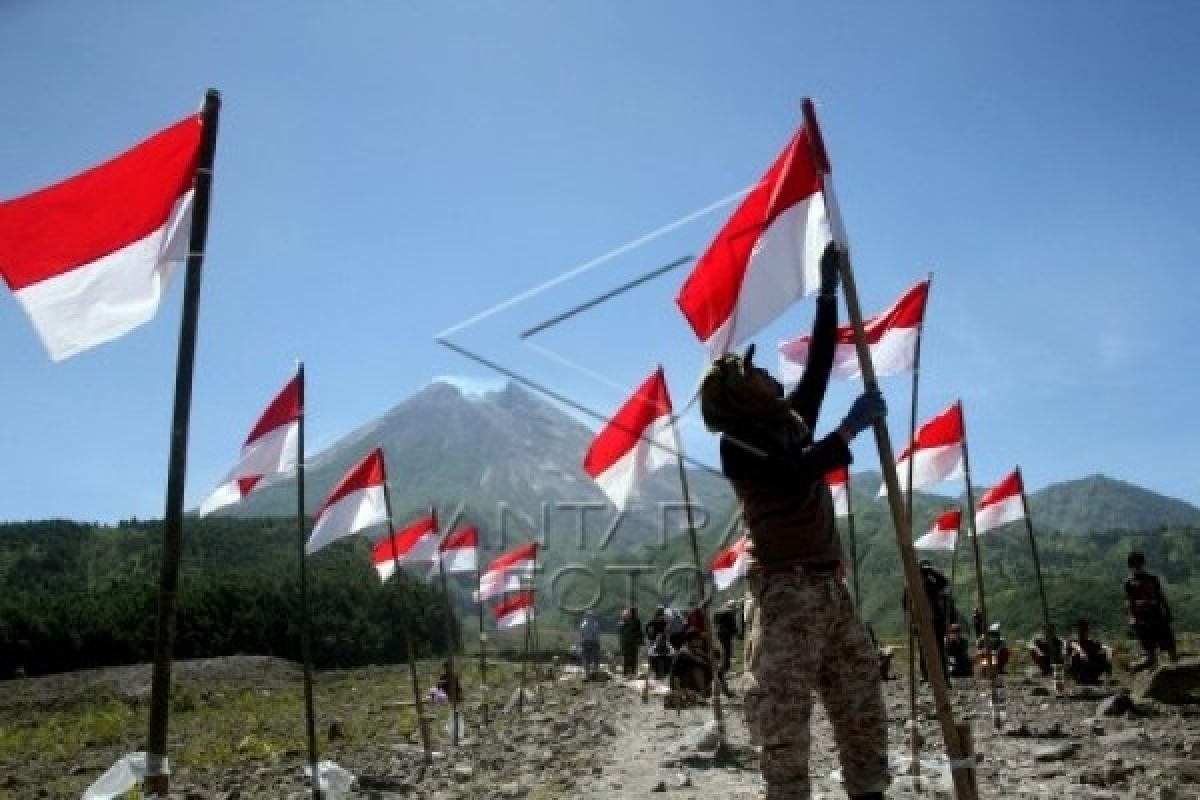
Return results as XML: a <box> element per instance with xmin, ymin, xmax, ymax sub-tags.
<box><xmin>788</xmin><ymin>244</ymin><xmax>841</xmax><ymax>428</ymax></box>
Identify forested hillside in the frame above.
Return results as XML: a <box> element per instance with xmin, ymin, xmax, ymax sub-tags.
<box><xmin>0</xmin><ymin>518</ymin><xmax>456</xmax><ymax>678</ymax></box>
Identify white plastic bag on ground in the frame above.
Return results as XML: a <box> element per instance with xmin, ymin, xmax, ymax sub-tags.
<box><xmin>82</xmin><ymin>752</ymin><xmax>163</xmax><ymax>800</ymax></box>
<box><xmin>304</xmin><ymin>760</ymin><xmax>356</xmax><ymax>799</ymax></box>
<box><xmin>502</xmin><ymin>687</ymin><xmax>538</xmax><ymax>713</ymax></box>
<box><xmin>444</xmin><ymin>711</ymin><xmax>468</xmax><ymax>742</ymax></box>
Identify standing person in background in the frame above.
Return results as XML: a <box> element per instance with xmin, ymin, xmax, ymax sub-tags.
<box><xmin>699</xmin><ymin>244</ymin><xmax>890</xmax><ymax>800</ymax></box>
<box><xmin>617</xmin><ymin>607</ymin><xmax>645</xmax><ymax>676</ymax></box>
<box><xmin>713</xmin><ymin>600</ymin><xmax>741</xmax><ymax>681</ymax></box>
<box><xmin>1125</xmin><ymin>551</ymin><xmax>1178</xmax><ymax>668</ymax></box>
<box><xmin>580</xmin><ymin>610</ymin><xmax>602</xmax><ymax>678</ymax></box>
<box><xmin>645</xmin><ymin>607</ymin><xmax>668</xmax><ymax>644</ymax></box>
<box><xmin>665</xmin><ymin>605</ymin><xmax>687</xmax><ymax>650</ymax></box>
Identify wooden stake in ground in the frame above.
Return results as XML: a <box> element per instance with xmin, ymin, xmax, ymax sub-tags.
<box><xmin>904</xmin><ymin>272</ymin><xmax>933</xmax><ymax>775</ymax></box>
<box><xmin>516</xmin><ymin>547</ymin><xmax>538</xmax><ymax>714</ymax></box>
<box><xmin>476</xmin><ymin>565</ymin><xmax>490</xmax><ymax>727</ymax></box>
<box><xmin>669</xmin><ymin>409</ymin><xmax>725</xmax><ymax>743</ymax></box>
<box><xmin>958</xmin><ymin>406</ymin><xmax>1001</xmax><ymax>719</ymax></box>
<box><xmin>144</xmin><ymin>88</ymin><xmax>221</xmax><ymax>797</ymax></box>
<box><xmin>378</xmin><ymin>471</ymin><xmax>434</xmax><ymax>765</ymax></box>
<box><xmin>433</xmin><ymin>510</ymin><xmax>462</xmax><ymax>746</ymax></box>
<box><xmin>802</xmin><ymin>98</ymin><xmax>977</xmax><ymax>800</ymax></box>
<box><xmin>1016</xmin><ymin>466</ymin><xmax>1056</xmax><ymax>659</ymax></box>
<box><xmin>294</xmin><ymin>364</ymin><xmax>322</xmax><ymax>800</ymax></box>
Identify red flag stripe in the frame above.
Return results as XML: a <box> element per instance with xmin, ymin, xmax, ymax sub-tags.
<box><xmin>897</xmin><ymin>402</ymin><xmax>964</xmax><ymax>463</ymax></box>
<box><xmin>492</xmin><ymin>590</ymin><xmax>535</xmax><ymax>618</ymax></box>
<box><xmin>484</xmin><ymin>542</ymin><xmax>538</xmax><ymax>574</ymax></box>
<box><xmin>978</xmin><ymin>470</ymin><xmax>1023</xmax><ymax>508</ymax></box>
<box><xmin>583</xmin><ymin>368</ymin><xmax>673</xmax><ymax>478</ymax></box>
<box><xmin>318</xmin><ymin>449</ymin><xmax>386</xmax><ymax>516</ymax></box>
<box><xmin>440</xmin><ymin>525</ymin><xmax>479</xmax><ymax>551</ymax></box>
<box><xmin>825</xmin><ymin>466</ymin><xmax>849</xmax><ymax>488</ymax></box>
<box><xmin>245</xmin><ymin>375</ymin><xmax>302</xmax><ymax>446</ymax></box>
<box><xmin>935</xmin><ymin>507</ymin><xmax>962</xmax><ymax>532</ymax></box>
<box><xmin>676</xmin><ymin>126</ymin><xmax>824</xmax><ymax>345</ymax></box>
<box><xmin>0</xmin><ymin>115</ymin><xmax>203</xmax><ymax>290</ymax></box>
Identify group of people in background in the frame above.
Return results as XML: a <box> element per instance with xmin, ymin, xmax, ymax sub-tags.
<box><xmin>578</xmin><ymin>599</ymin><xmax>743</xmax><ymax>699</ymax></box>
<box><xmin>574</xmin><ymin>548</ymin><xmax>1179</xmax><ymax>697</ymax></box>
<box><xmin>915</xmin><ymin>550</ymin><xmax>1178</xmax><ymax>686</ymax></box>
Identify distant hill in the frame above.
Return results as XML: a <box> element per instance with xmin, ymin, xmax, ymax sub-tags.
<box><xmin>1027</xmin><ymin>474</ymin><xmax>1200</xmax><ymax>535</ymax></box>
<box><xmin>219</xmin><ymin>380</ymin><xmax>738</xmax><ymax>570</ymax></box>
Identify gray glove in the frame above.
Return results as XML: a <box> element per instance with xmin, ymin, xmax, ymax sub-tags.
<box><xmin>820</xmin><ymin>243</ymin><xmax>842</xmax><ymax>295</ymax></box>
<box><xmin>841</xmin><ymin>389</ymin><xmax>886</xmax><ymax>437</ymax></box>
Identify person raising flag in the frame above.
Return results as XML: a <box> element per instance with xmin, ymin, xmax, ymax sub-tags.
<box><xmin>699</xmin><ymin>243</ymin><xmax>888</xmax><ymax>800</ymax></box>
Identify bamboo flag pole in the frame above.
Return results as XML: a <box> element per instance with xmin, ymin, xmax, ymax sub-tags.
<box><xmin>516</xmin><ymin>546</ymin><xmax>538</xmax><ymax>714</ymax></box>
<box><xmin>380</xmin><ymin>477</ymin><xmax>434</xmax><ymax>765</ymax></box>
<box><xmin>476</xmin><ymin>564</ymin><xmax>490</xmax><ymax>727</ymax></box>
<box><xmin>144</xmin><ymin>88</ymin><xmax>221</xmax><ymax>798</ymax></box>
<box><xmin>845</xmin><ymin>478</ymin><xmax>861</xmax><ymax>607</ymax></box>
<box><xmin>958</xmin><ymin>405</ymin><xmax>1001</xmax><ymax>715</ymax></box>
<box><xmin>669</xmin><ymin>403</ymin><xmax>726</xmax><ymax>743</ymax></box>
<box><xmin>904</xmin><ymin>272</ymin><xmax>933</xmax><ymax>775</ymax></box>
<box><xmin>294</xmin><ymin>364</ymin><xmax>322</xmax><ymax>800</ymax></box>
<box><xmin>801</xmin><ymin>98</ymin><xmax>976</xmax><ymax>800</ymax></box>
<box><xmin>1016</xmin><ymin>467</ymin><xmax>1056</xmax><ymax>660</ymax></box>
<box><xmin>433</xmin><ymin>511</ymin><xmax>462</xmax><ymax>746</ymax></box>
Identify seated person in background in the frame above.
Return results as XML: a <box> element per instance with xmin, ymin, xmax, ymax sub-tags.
<box><xmin>671</xmin><ymin>630</ymin><xmax>715</xmax><ymax>696</ymax></box>
<box><xmin>944</xmin><ymin>623</ymin><xmax>973</xmax><ymax>678</ymax></box>
<box><xmin>976</xmin><ymin>622</ymin><xmax>1010</xmax><ymax>675</ymax></box>
<box><xmin>1028</xmin><ymin>629</ymin><xmax>1064</xmax><ymax>676</ymax></box>
<box><xmin>648</xmin><ymin>632</ymin><xmax>673</xmax><ymax>680</ymax></box>
<box><xmin>436</xmin><ymin>661</ymin><xmax>461</xmax><ymax>703</ymax></box>
<box><xmin>1067</xmin><ymin>619</ymin><xmax>1112</xmax><ymax>686</ymax></box>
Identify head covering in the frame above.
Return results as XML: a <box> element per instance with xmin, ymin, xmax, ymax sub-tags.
<box><xmin>989</xmin><ymin>622</ymin><xmax>1001</xmax><ymax>633</ymax></box>
<box><xmin>699</xmin><ymin>348</ymin><xmax>795</xmax><ymax>434</ymax></box>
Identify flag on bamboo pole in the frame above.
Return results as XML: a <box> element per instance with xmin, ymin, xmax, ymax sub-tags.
<box><xmin>826</xmin><ymin>467</ymin><xmax>850</xmax><ymax>518</ymax></box>
<box><xmin>476</xmin><ymin>542</ymin><xmax>538</xmax><ymax>601</ymax></box>
<box><xmin>0</xmin><ymin>114</ymin><xmax>205</xmax><ymax>360</ymax></box>
<box><xmin>493</xmin><ymin>590</ymin><xmax>535</xmax><ymax>629</ymax></box>
<box><xmin>975</xmin><ymin>469</ymin><xmax>1025</xmax><ymax>535</ymax></box>
<box><xmin>373</xmin><ymin>514</ymin><xmax>439</xmax><ymax>582</ymax></box>
<box><xmin>779</xmin><ymin>278</ymin><xmax>930</xmax><ymax>383</ymax></box>
<box><xmin>711</xmin><ymin>534</ymin><xmax>750</xmax><ymax>590</ymax></box>
<box><xmin>880</xmin><ymin>401</ymin><xmax>965</xmax><ymax>496</ymax></box>
<box><xmin>583</xmin><ymin>367</ymin><xmax>676</xmax><ymax>511</ymax></box>
<box><xmin>306</xmin><ymin>448</ymin><xmax>388</xmax><ymax>554</ymax></box>
<box><xmin>676</xmin><ymin>124</ymin><xmax>836</xmax><ymax>356</ymax></box>
<box><xmin>915</xmin><ymin>508</ymin><xmax>961</xmax><ymax>551</ymax></box>
<box><xmin>437</xmin><ymin>524</ymin><xmax>479</xmax><ymax>575</ymax></box>
<box><xmin>199</xmin><ymin>374</ymin><xmax>301</xmax><ymax>515</ymax></box>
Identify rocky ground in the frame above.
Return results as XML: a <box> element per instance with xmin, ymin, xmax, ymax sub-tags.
<box><xmin>3</xmin><ymin>655</ymin><xmax>1200</xmax><ymax>798</ymax></box>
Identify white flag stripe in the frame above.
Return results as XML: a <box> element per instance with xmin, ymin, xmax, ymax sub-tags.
<box><xmin>14</xmin><ymin>191</ymin><xmax>193</xmax><ymax>360</ymax></box>
<box><xmin>198</xmin><ymin>481</ymin><xmax>244</xmax><ymax>517</ymax></box>
<box><xmin>305</xmin><ymin>486</ymin><xmax>387</xmax><ymax>555</ymax></box>
<box><xmin>881</xmin><ymin>443</ymin><xmax>964</xmax><ymax>497</ymax></box>
<box><xmin>975</xmin><ymin>492</ymin><xmax>1025</xmax><ymax>535</ymax></box>
<box><xmin>914</xmin><ymin>529</ymin><xmax>957</xmax><ymax>551</ymax></box>
<box><xmin>591</xmin><ymin>414</ymin><xmax>677</xmax><ymax>510</ymax></box>
<box><xmin>496</xmin><ymin>605</ymin><xmax>534</xmax><ymax>629</ymax></box>
<box><xmin>475</xmin><ymin>572</ymin><xmax>526</xmax><ymax>602</ymax></box>
<box><xmin>830</xmin><ymin>481</ymin><xmax>849</xmax><ymax>518</ymax></box>
<box><xmin>440</xmin><ymin>547</ymin><xmax>478</xmax><ymax>575</ymax></box>
<box><xmin>780</xmin><ymin>326</ymin><xmax>920</xmax><ymax>385</ymax></box>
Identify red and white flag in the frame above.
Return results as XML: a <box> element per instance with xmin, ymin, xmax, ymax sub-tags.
<box><xmin>200</xmin><ymin>374</ymin><xmax>301</xmax><ymax>516</ymax></box>
<box><xmin>437</xmin><ymin>524</ymin><xmax>479</xmax><ymax>575</ymax></box>
<box><xmin>373</xmin><ymin>514</ymin><xmax>440</xmax><ymax>582</ymax></box>
<box><xmin>676</xmin><ymin>124</ymin><xmax>835</xmax><ymax>356</ymax></box>
<box><xmin>882</xmin><ymin>401</ymin><xmax>965</xmax><ymax>496</ymax></box>
<box><xmin>583</xmin><ymin>368</ymin><xmax>676</xmax><ymax>511</ymax></box>
<box><xmin>826</xmin><ymin>467</ymin><xmax>851</xmax><ymax>518</ymax></box>
<box><xmin>0</xmin><ymin>113</ymin><xmax>204</xmax><ymax>360</ymax></box>
<box><xmin>915</xmin><ymin>508</ymin><xmax>961</xmax><ymax>551</ymax></box>
<box><xmin>779</xmin><ymin>279</ymin><xmax>930</xmax><ymax>383</ymax></box>
<box><xmin>476</xmin><ymin>542</ymin><xmax>538</xmax><ymax>601</ymax></box>
<box><xmin>492</xmin><ymin>590</ymin><xmax>535</xmax><ymax>629</ymax></box>
<box><xmin>306</xmin><ymin>448</ymin><xmax>389</xmax><ymax>555</ymax></box>
<box><xmin>711</xmin><ymin>534</ymin><xmax>751</xmax><ymax>590</ymax></box>
<box><xmin>975</xmin><ymin>469</ymin><xmax>1026</xmax><ymax>535</ymax></box>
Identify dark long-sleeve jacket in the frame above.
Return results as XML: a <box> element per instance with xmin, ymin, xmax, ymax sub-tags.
<box><xmin>719</xmin><ymin>295</ymin><xmax>851</xmax><ymax>569</ymax></box>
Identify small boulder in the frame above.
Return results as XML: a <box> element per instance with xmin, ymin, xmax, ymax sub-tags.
<box><xmin>1136</xmin><ymin>658</ymin><xmax>1200</xmax><ymax>705</ymax></box>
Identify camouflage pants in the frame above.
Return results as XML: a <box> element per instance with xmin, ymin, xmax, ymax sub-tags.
<box><xmin>742</xmin><ymin>570</ymin><xmax>889</xmax><ymax>799</ymax></box>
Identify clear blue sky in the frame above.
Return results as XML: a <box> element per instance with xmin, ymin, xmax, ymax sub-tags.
<box><xmin>2</xmin><ymin>2</ymin><xmax>1198</xmax><ymax>522</ymax></box>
